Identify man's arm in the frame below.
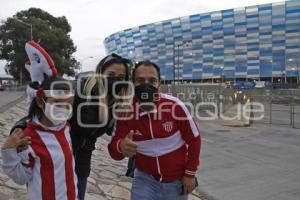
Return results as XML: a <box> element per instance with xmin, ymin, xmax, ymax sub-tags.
<box><xmin>175</xmin><ymin>101</ymin><xmax>201</xmax><ymax>177</ymax></box>
<box><xmin>175</xmin><ymin>100</ymin><xmax>201</xmax><ymax>194</ymax></box>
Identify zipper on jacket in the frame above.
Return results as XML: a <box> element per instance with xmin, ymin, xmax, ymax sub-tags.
<box><xmin>148</xmin><ymin>113</ymin><xmax>163</xmax><ymax>181</ymax></box>
<box><xmin>156</xmin><ymin>157</ymin><xmax>163</xmax><ymax>182</ymax></box>
<box><xmin>148</xmin><ymin>113</ymin><xmax>155</xmax><ymax>139</ymax></box>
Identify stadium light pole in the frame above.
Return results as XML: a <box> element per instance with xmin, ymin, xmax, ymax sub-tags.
<box><xmin>298</xmin><ymin>32</ymin><xmax>300</xmax><ymax>84</ymax></box>
<box><xmin>173</xmin><ymin>41</ymin><xmax>192</xmax><ymax>85</ymax></box>
<box><xmin>173</xmin><ymin>44</ymin><xmax>179</xmax><ymax>85</ymax></box>
<box><xmin>220</xmin><ymin>66</ymin><xmax>224</xmax><ymax>84</ymax></box>
<box><xmin>297</xmin><ymin>57</ymin><xmax>300</xmax><ymax>84</ymax></box>
<box><xmin>129</xmin><ymin>50</ymin><xmax>134</xmax><ymax>58</ymax></box>
<box><xmin>281</xmin><ymin>70</ymin><xmax>286</xmax><ymax>85</ymax></box>
<box><xmin>298</xmin><ymin>60</ymin><xmax>300</xmax><ymax>84</ymax></box>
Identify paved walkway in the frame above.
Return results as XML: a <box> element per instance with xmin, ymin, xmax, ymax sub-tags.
<box><xmin>0</xmin><ymin>91</ymin><xmax>24</xmax><ymax>112</ymax></box>
<box><xmin>0</xmin><ymin>100</ymin><xmax>201</xmax><ymax>200</ymax></box>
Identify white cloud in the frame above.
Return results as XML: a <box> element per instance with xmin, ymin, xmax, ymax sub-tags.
<box><xmin>0</xmin><ymin>0</ymin><xmax>285</xmax><ymax>72</ymax></box>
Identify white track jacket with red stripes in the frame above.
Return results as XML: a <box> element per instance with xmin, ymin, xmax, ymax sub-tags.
<box><xmin>108</xmin><ymin>93</ymin><xmax>201</xmax><ymax>182</ymax></box>
<box><xmin>2</xmin><ymin>118</ymin><xmax>78</xmax><ymax>200</ymax></box>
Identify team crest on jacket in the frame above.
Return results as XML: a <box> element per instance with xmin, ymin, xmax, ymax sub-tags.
<box><xmin>162</xmin><ymin>121</ymin><xmax>173</xmax><ymax>132</ymax></box>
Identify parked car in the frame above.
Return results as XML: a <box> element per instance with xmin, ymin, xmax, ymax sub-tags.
<box><xmin>255</xmin><ymin>81</ymin><xmax>266</xmax><ymax>88</ymax></box>
<box><xmin>232</xmin><ymin>81</ymin><xmax>256</xmax><ymax>90</ymax></box>
<box><xmin>0</xmin><ymin>83</ymin><xmax>6</xmax><ymax>91</ymax></box>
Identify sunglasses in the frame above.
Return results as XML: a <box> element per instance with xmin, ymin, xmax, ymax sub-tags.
<box><xmin>102</xmin><ymin>53</ymin><xmax>130</xmax><ymax>66</ymax></box>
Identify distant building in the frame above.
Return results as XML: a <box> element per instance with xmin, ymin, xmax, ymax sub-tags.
<box><xmin>104</xmin><ymin>0</ymin><xmax>300</xmax><ymax>83</ymax></box>
<box><xmin>0</xmin><ymin>74</ymin><xmax>14</xmax><ymax>84</ymax></box>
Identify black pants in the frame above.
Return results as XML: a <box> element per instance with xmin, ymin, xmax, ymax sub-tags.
<box><xmin>74</xmin><ymin>149</ymin><xmax>92</xmax><ymax>200</ymax></box>
<box><xmin>77</xmin><ymin>176</ymin><xmax>87</xmax><ymax>200</ymax></box>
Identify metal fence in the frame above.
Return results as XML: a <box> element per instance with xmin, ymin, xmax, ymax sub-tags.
<box><xmin>161</xmin><ymin>84</ymin><xmax>300</xmax><ymax>129</ymax></box>
<box><xmin>247</xmin><ymin>89</ymin><xmax>300</xmax><ymax>128</ymax></box>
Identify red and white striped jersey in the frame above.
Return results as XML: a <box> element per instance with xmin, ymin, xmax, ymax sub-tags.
<box><xmin>2</xmin><ymin>118</ymin><xmax>78</xmax><ymax>200</ymax></box>
<box><xmin>108</xmin><ymin>93</ymin><xmax>201</xmax><ymax>182</ymax></box>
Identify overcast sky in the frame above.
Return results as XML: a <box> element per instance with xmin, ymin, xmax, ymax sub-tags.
<box><xmin>0</xmin><ymin>0</ymin><xmax>285</xmax><ymax>74</ymax></box>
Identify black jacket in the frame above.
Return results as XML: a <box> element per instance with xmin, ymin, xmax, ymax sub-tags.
<box><xmin>69</xmin><ymin>78</ymin><xmax>114</xmax><ymax>177</ymax></box>
<box><xmin>11</xmin><ymin>78</ymin><xmax>114</xmax><ymax>178</ymax></box>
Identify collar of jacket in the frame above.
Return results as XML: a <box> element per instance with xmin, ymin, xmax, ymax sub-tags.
<box><xmin>27</xmin><ymin>116</ymin><xmax>68</xmax><ymax>132</ymax></box>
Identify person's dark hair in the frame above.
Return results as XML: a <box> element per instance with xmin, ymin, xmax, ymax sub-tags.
<box><xmin>96</xmin><ymin>53</ymin><xmax>130</xmax><ymax>81</ymax></box>
<box><xmin>132</xmin><ymin>60</ymin><xmax>161</xmax><ymax>81</ymax></box>
<box><xmin>27</xmin><ymin>76</ymin><xmax>71</xmax><ymax>120</ymax></box>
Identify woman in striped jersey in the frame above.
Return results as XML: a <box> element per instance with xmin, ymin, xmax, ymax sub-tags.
<box><xmin>8</xmin><ymin>53</ymin><xmax>131</xmax><ymax>200</ymax></box>
<box><xmin>2</xmin><ymin>77</ymin><xmax>78</xmax><ymax>200</ymax></box>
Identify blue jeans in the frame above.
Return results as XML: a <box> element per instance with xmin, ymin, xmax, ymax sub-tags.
<box><xmin>77</xmin><ymin>176</ymin><xmax>87</xmax><ymax>200</ymax></box>
<box><xmin>131</xmin><ymin>169</ymin><xmax>188</xmax><ymax>200</ymax></box>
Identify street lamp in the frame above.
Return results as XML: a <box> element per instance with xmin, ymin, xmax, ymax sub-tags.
<box><xmin>173</xmin><ymin>44</ymin><xmax>179</xmax><ymax>85</ymax></box>
<box><xmin>129</xmin><ymin>50</ymin><xmax>134</xmax><ymax>58</ymax></box>
<box><xmin>298</xmin><ymin>61</ymin><xmax>300</xmax><ymax>84</ymax></box>
<box><xmin>13</xmin><ymin>18</ymin><xmax>33</xmax><ymax>40</ymax></box>
<box><xmin>128</xmin><ymin>50</ymin><xmax>136</xmax><ymax>66</ymax></box>
<box><xmin>281</xmin><ymin>70</ymin><xmax>286</xmax><ymax>84</ymax></box>
<box><xmin>173</xmin><ymin>41</ymin><xmax>192</xmax><ymax>85</ymax></box>
<box><xmin>220</xmin><ymin>66</ymin><xmax>224</xmax><ymax>84</ymax></box>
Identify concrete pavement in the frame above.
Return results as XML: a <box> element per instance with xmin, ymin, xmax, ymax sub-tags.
<box><xmin>0</xmin><ymin>91</ymin><xmax>25</xmax><ymax>113</ymax></box>
<box><xmin>195</xmin><ymin>119</ymin><xmax>300</xmax><ymax>200</ymax></box>
<box><xmin>0</xmin><ymin>91</ymin><xmax>24</xmax><ymax>108</ymax></box>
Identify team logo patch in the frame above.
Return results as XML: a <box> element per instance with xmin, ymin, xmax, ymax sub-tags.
<box><xmin>163</xmin><ymin>121</ymin><xmax>173</xmax><ymax>132</ymax></box>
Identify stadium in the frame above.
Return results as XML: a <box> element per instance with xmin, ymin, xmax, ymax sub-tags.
<box><xmin>104</xmin><ymin>0</ymin><xmax>300</xmax><ymax>85</ymax></box>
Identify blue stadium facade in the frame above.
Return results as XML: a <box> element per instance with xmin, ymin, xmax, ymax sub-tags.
<box><xmin>104</xmin><ymin>0</ymin><xmax>300</xmax><ymax>83</ymax></box>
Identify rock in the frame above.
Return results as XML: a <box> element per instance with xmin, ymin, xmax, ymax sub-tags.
<box><xmin>0</xmin><ymin>185</ymin><xmax>16</xmax><ymax>198</ymax></box>
<box><xmin>102</xmin><ymin>166</ymin><xmax>125</xmax><ymax>175</ymax></box>
<box><xmin>98</xmin><ymin>184</ymin><xmax>114</xmax><ymax>195</ymax></box>
<box><xmin>87</xmin><ymin>182</ymin><xmax>101</xmax><ymax>194</ymax></box>
<box><xmin>13</xmin><ymin>192</ymin><xmax>28</xmax><ymax>200</ymax></box>
<box><xmin>0</xmin><ymin>172</ymin><xmax>9</xmax><ymax>182</ymax></box>
<box><xmin>118</xmin><ymin>182</ymin><xmax>132</xmax><ymax>190</ymax></box>
<box><xmin>111</xmin><ymin>186</ymin><xmax>131</xmax><ymax>199</ymax></box>
<box><xmin>85</xmin><ymin>193</ymin><xmax>106</xmax><ymax>200</ymax></box>
<box><xmin>98</xmin><ymin>178</ymin><xmax>117</xmax><ymax>185</ymax></box>
<box><xmin>87</xmin><ymin>177</ymin><xmax>97</xmax><ymax>185</ymax></box>
<box><xmin>98</xmin><ymin>171</ymin><xmax>118</xmax><ymax>179</ymax></box>
<box><xmin>5</xmin><ymin>179</ymin><xmax>26</xmax><ymax>190</ymax></box>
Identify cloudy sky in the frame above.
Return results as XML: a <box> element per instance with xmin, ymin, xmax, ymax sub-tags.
<box><xmin>0</xmin><ymin>0</ymin><xmax>285</xmax><ymax>74</ymax></box>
